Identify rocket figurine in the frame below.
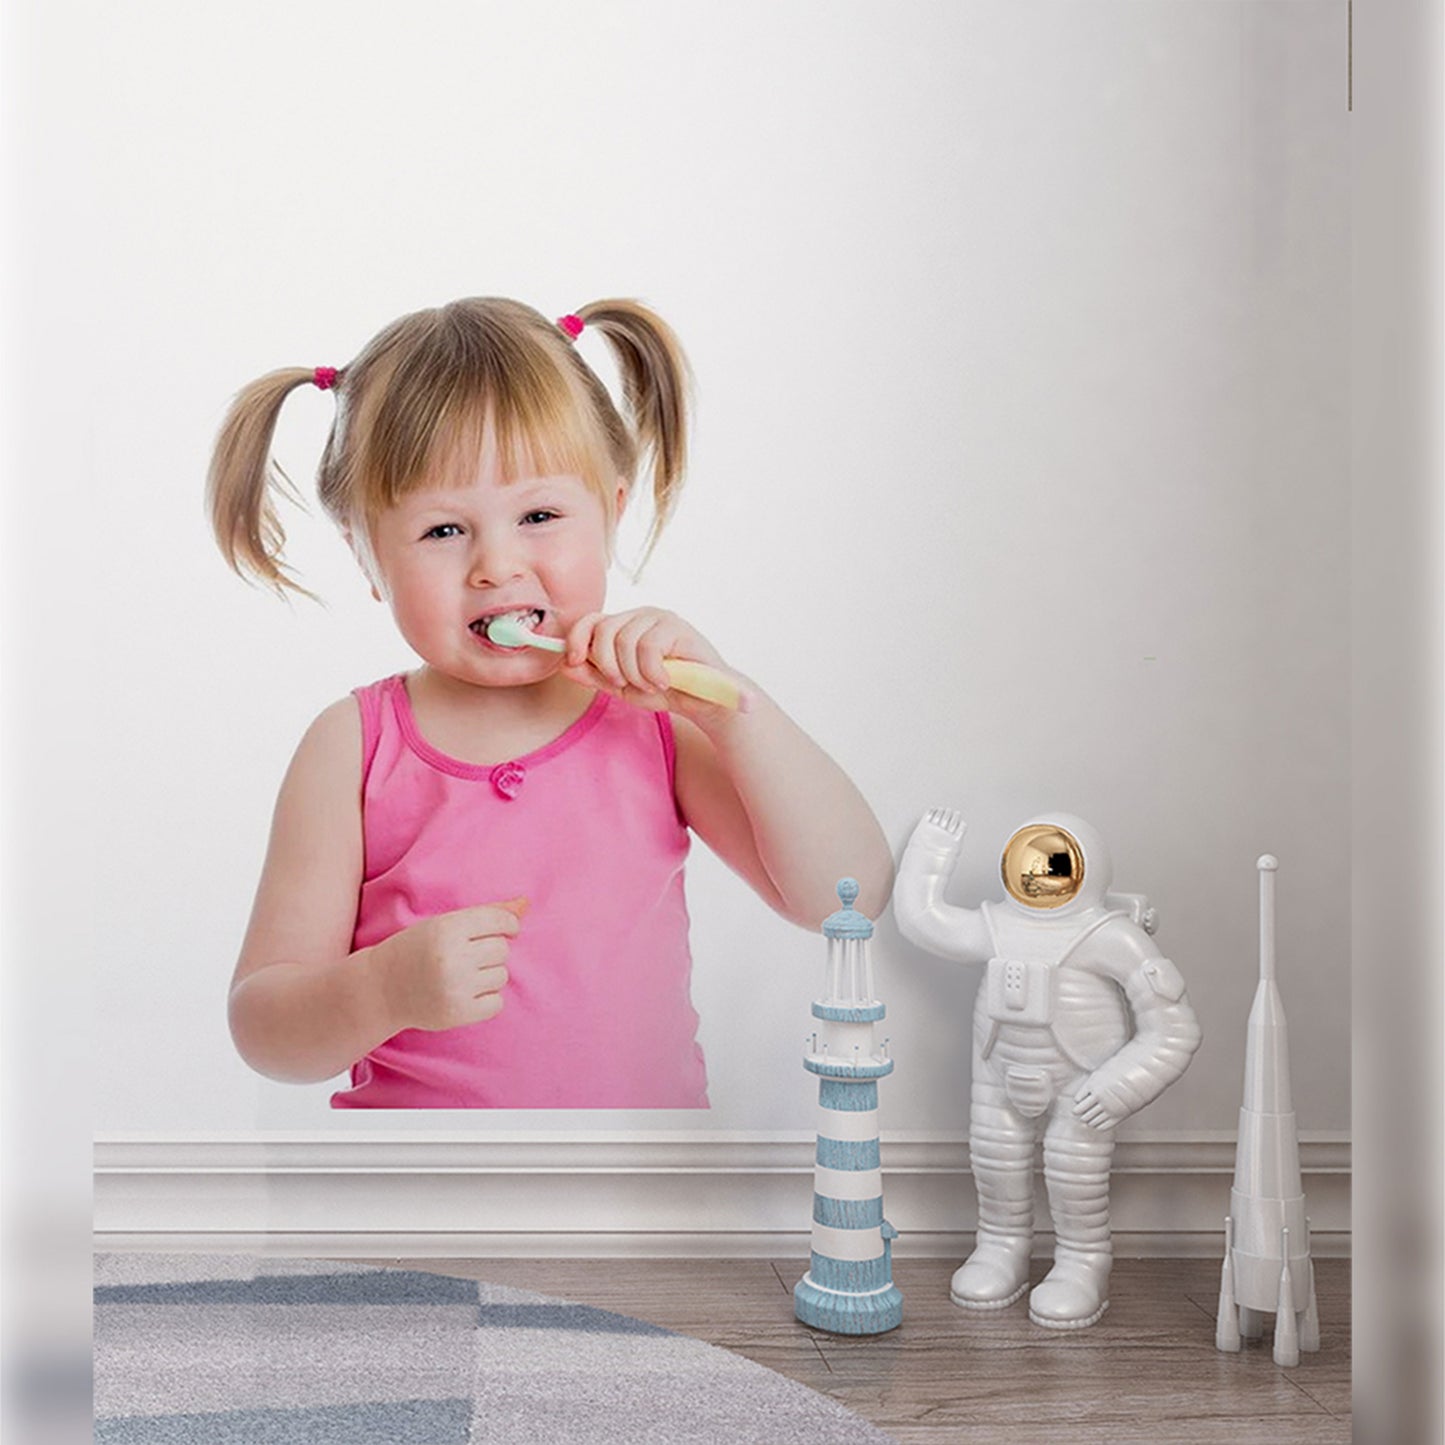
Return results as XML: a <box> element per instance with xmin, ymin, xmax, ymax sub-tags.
<box><xmin>1216</xmin><ymin>855</ymin><xmax>1320</xmax><ymax>1365</ymax></box>
<box><xmin>794</xmin><ymin>879</ymin><xmax>903</xmax><ymax>1335</ymax></box>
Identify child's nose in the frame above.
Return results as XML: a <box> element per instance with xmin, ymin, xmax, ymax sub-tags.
<box><xmin>467</xmin><ymin>531</ymin><xmax>524</xmax><ymax>587</ymax></box>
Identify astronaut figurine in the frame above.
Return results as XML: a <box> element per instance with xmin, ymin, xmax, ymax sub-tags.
<box><xmin>894</xmin><ymin>808</ymin><xmax>1202</xmax><ymax>1329</ymax></box>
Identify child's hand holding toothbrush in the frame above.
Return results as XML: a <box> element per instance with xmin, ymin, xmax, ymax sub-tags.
<box><xmin>563</xmin><ymin>608</ymin><xmax>751</xmax><ymax>715</ymax></box>
<box><xmin>485</xmin><ymin>607</ymin><xmax>747</xmax><ymax>713</ymax></box>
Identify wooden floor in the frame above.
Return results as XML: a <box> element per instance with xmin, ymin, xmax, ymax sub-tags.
<box><xmin>405</xmin><ymin>1254</ymin><xmax>1350</xmax><ymax>1443</ymax></box>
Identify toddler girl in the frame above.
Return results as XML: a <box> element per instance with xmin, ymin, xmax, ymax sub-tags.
<box><xmin>208</xmin><ymin>295</ymin><xmax>892</xmax><ymax>1108</ymax></box>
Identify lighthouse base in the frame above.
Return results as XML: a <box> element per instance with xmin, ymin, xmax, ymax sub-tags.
<box><xmin>794</xmin><ymin>1277</ymin><xmax>903</xmax><ymax>1335</ymax></box>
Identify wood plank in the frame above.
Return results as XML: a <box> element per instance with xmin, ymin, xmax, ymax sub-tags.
<box><xmin>393</xmin><ymin>1254</ymin><xmax>1350</xmax><ymax>1443</ymax></box>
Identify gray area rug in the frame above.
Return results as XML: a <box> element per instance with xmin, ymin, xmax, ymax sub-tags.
<box><xmin>94</xmin><ymin>1254</ymin><xmax>897</xmax><ymax>1443</ymax></box>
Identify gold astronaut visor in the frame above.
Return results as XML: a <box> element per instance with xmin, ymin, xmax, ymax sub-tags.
<box><xmin>1001</xmin><ymin>824</ymin><xmax>1084</xmax><ymax>908</ymax></box>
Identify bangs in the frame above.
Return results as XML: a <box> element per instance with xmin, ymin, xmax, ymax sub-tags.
<box><xmin>348</xmin><ymin>304</ymin><xmax>619</xmax><ymax>519</ymax></box>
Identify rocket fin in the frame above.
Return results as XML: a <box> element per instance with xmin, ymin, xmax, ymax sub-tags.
<box><xmin>1300</xmin><ymin>1260</ymin><xmax>1320</xmax><ymax>1352</ymax></box>
<box><xmin>1273</xmin><ymin>1228</ymin><xmax>1300</xmax><ymax>1366</ymax></box>
<box><xmin>1216</xmin><ymin>1218</ymin><xmax>1241</xmax><ymax>1352</ymax></box>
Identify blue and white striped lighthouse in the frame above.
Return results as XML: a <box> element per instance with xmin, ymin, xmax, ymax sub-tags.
<box><xmin>794</xmin><ymin>879</ymin><xmax>903</xmax><ymax>1335</ymax></box>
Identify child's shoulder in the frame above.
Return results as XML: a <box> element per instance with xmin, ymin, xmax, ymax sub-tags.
<box><xmin>265</xmin><ymin>694</ymin><xmax>367</xmax><ymax>823</ymax></box>
<box><xmin>301</xmin><ymin>674</ymin><xmax>407</xmax><ymax>753</ymax></box>
<box><xmin>289</xmin><ymin>693</ymin><xmax>365</xmax><ymax>774</ymax></box>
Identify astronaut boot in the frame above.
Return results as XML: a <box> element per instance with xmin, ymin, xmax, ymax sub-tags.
<box><xmin>1029</xmin><ymin>1116</ymin><xmax>1114</xmax><ymax>1329</ymax></box>
<box><xmin>950</xmin><ymin>1230</ymin><xmax>1033</xmax><ymax>1310</ymax></box>
<box><xmin>1028</xmin><ymin>1244</ymin><xmax>1112</xmax><ymax>1329</ymax></box>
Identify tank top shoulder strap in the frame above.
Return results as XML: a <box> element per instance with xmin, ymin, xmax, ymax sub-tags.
<box><xmin>652</xmin><ymin>709</ymin><xmax>686</xmax><ymax>825</ymax></box>
<box><xmin>351</xmin><ymin>674</ymin><xmax>405</xmax><ymax>788</ymax></box>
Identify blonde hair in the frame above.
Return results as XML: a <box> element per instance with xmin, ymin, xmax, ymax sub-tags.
<box><xmin>206</xmin><ymin>296</ymin><xmax>691</xmax><ymax>597</ymax></box>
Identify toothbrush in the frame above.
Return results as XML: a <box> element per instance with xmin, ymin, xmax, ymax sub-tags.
<box><xmin>486</xmin><ymin>613</ymin><xmax>745</xmax><ymax>710</ymax></box>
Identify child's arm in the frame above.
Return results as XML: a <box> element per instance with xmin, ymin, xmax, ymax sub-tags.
<box><xmin>564</xmin><ymin>609</ymin><xmax>893</xmax><ymax>928</ymax></box>
<box><xmin>228</xmin><ymin>700</ymin><xmax>521</xmax><ymax>1083</ymax></box>
<box><xmin>672</xmin><ymin>696</ymin><xmax>895</xmax><ymax>928</ymax></box>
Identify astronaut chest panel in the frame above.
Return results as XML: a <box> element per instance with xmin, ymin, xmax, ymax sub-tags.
<box><xmin>984</xmin><ymin>955</ymin><xmax>1115</xmax><ymax>1029</ymax></box>
<box><xmin>978</xmin><ymin>908</ymin><xmax>1130</xmax><ymax>1071</ymax></box>
<box><xmin>985</xmin><ymin>955</ymin><xmax>1055</xmax><ymax>1027</ymax></box>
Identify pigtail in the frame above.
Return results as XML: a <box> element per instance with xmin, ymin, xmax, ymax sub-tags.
<box><xmin>206</xmin><ymin>367</ymin><xmax>330</xmax><ymax>599</ymax></box>
<box><xmin>575</xmin><ymin>299</ymin><xmax>691</xmax><ymax>556</ymax></box>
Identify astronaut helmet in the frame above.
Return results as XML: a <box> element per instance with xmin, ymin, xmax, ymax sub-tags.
<box><xmin>999</xmin><ymin>813</ymin><xmax>1113</xmax><ymax>915</ymax></box>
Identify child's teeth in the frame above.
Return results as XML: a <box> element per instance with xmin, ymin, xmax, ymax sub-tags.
<box><xmin>481</xmin><ymin>609</ymin><xmax>544</xmax><ymax>640</ymax></box>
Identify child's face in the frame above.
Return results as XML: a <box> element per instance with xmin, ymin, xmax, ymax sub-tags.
<box><xmin>363</xmin><ymin>441</ymin><xmax>619</xmax><ymax>688</ymax></box>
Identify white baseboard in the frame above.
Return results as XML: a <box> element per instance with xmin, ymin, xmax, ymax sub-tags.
<box><xmin>94</xmin><ymin>1131</ymin><xmax>1350</xmax><ymax>1259</ymax></box>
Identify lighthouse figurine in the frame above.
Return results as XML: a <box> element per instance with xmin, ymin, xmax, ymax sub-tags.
<box><xmin>794</xmin><ymin>879</ymin><xmax>903</xmax><ymax>1335</ymax></box>
<box><xmin>1215</xmin><ymin>855</ymin><xmax>1320</xmax><ymax>1365</ymax></box>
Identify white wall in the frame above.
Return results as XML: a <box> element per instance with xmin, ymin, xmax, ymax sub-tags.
<box><xmin>5</xmin><ymin>3</ymin><xmax>1348</xmax><ymax>1145</ymax></box>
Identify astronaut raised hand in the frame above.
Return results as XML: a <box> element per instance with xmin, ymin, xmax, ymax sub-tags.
<box><xmin>893</xmin><ymin>809</ymin><xmax>1202</xmax><ymax>1330</ymax></box>
<box><xmin>894</xmin><ymin>807</ymin><xmax>989</xmax><ymax>963</ymax></box>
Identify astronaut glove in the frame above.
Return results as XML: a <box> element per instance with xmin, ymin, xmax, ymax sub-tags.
<box><xmin>1072</xmin><ymin>1074</ymin><xmax>1135</xmax><ymax>1132</ymax></box>
<box><xmin>902</xmin><ymin>807</ymin><xmax>968</xmax><ymax>872</ymax></box>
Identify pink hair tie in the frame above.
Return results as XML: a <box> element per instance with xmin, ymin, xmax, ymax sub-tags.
<box><xmin>312</xmin><ymin>366</ymin><xmax>339</xmax><ymax>390</ymax></box>
<box><xmin>557</xmin><ymin>314</ymin><xmax>585</xmax><ymax>340</ymax></box>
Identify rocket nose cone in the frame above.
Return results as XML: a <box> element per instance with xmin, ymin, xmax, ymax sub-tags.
<box><xmin>1257</xmin><ymin>854</ymin><xmax>1279</xmax><ymax>871</ymax></box>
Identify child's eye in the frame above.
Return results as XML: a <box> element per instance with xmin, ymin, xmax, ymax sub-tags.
<box><xmin>520</xmin><ymin>510</ymin><xmax>560</xmax><ymax>526</ymax></box>
<box><xmin>422</xmin><ymin>523</ymin><xmax>464</xmax><ymax>540</ymax></box>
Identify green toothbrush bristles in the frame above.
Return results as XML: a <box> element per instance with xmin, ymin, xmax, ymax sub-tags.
<box><xmin>485</xmin><ymin>613</ymin><xmax>565</xmax><ymax>652</ymax></box>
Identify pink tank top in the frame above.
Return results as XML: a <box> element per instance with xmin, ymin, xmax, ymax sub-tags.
<box><xmin>332</xmin><ymin>674</ymin><xmax>708</xmax><ymax>1109</ymax></box>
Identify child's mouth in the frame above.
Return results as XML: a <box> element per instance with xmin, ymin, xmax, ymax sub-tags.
<box><xmin>471</xmin><ymin>608</ymin><xmax>546</xmax><ymax>651</ymax></box>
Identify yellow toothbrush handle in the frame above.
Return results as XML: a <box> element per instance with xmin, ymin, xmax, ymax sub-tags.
<box><xmin>662</xmin><ymin>659</ymin><xmax>743</xmax><ymax>710</ymax></box>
